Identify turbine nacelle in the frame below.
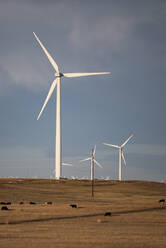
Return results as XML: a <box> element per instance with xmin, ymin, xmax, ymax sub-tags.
<box><xmin>55</xmin><ymin>72</ymin><xmax>63</xmax><ymax>78</ymax></box>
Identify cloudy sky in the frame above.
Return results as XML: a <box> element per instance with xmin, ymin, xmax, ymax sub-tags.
<box><xmin>0</xmin><ymin>0</ymin><xmax>166</xmax><ymax>181</ymax></box>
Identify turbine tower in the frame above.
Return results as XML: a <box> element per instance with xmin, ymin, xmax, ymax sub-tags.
<box><xmin>80</xmin><ymin>145</ymin><xmax>102</xmax><ymax>180</ymax></box>
<box><xmin>33</xmin><ymin>32</ymin><xmax>110</xmax><ymax>179</ymax></box>
<box><xmin>51</xmin><ymin>163</ymin><xmax>72</xmax><ymax>178</ymax></box>
<box><xmin>103</xmin><ymin>134</ymin><xmax>133</xmax><ymax>181</ymax></box>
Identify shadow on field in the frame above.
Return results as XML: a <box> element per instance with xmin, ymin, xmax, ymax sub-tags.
<box><xmin>113</xmin><ymin>206</ymin><xmax>166</xmax><ymax>215</ymax></box>
<box><xmin>1</xmin><ymin>206</ymin><xmax>166</xmax><ymax>225</ymax></box>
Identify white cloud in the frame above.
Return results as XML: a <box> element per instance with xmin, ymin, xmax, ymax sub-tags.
<box><xmin>127</xmin><ymin>144</ymin><xmax>166</xmax><ymax>157</ymax></box>
<box><xmin>62</xmin><ymin>143</ymin><xmax>166</xmax><ymax>168</ymax></box>
<box><xmin>69</xmin><ymin>15</ymin><xmax>133</xmax><ymax>52</ymax></box>
<box><xmin>0</xmin><ymin>51</ymin><xmax>53</xmax><ymax>93</ymax></box>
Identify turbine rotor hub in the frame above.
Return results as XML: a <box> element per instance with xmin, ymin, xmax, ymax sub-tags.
<box><xmin>55</xmin><ymin>72</ymin><xmax>63</xmax><ymax>78</ymax></box>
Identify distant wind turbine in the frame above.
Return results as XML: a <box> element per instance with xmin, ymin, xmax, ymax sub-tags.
<box><xmin>103</xmin><ymin>134</ymin><xmax>133</xmax><ymax>181</ymax></box>
<box><xmin>80</xmin><ymin>145</ymin><xmax>102</xmax><ymax>197</ymax></box>
<box><xmin>80</xmin><ymin>145</ymin><xmax>102</xmax><ymax>181</ymax></box>
<box><xmin>51</xmin><ymin>162</ymin><xmax>72</xmax><ymax>178</ymax></box>
<box><xmin>33</xmin><ymin>32</ymin><xmax>110</xmax><ymax>180</ymax></box>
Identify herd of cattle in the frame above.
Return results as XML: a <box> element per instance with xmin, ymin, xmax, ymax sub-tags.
<box><xmin>0</xmin><ymin>201</ymin><xmax>79</xmax><ymax>210</ymax></box>
<box><xmin>0</xmin><ymin>201</ymin><xmax>53</xmax><ymax>210</ymax></box>
<box><xmin>0</xmin><ymin>199</ymin><xmax>165</xmax><ymax>211</ymax></box>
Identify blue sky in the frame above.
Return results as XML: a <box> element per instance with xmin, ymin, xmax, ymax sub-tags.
<box><xmin>0</xmin><ymin>0</ymin><xmax>166</xmax><ymax>181</ymax></box>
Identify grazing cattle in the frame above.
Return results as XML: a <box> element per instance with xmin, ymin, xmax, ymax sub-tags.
<box><xmin>104</xmin><ymin>212</ymin><xmax>112</xmax><ymax>216</ymax></box>
<box><xmin>70</xmin><ymin>204</ymin><xmax>77</xmax><ymax>208</ymax></box>
<box><xmin>1</xmin><ymin>206</ymin><xmax>8</xmax><ymax>211</ymax></box>
<box><xmin>46</xmin><ymin>202</ymin><xmax>52</xmax><ymax>205</ymax></box>
<box><xmin>0</xmin><ymin>202</ymin><xmax>11</xmax><ymax>205</ymax></box>
<box><xmin>19</xmin><ymin>202</ymin><xmax>24</xmax><ymax>205</ymax></box>
<box><xmin>159</xmin><ymin>199</ymin><xmax>165</xmax><ymax>204</ymax></box>
<box><xmin>29</xmin><ymin>202</ymin><xmax>36</xmax><ymax>205</ymax></box>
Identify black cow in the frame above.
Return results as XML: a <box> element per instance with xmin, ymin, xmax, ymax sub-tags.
<box><xmin>159</xmin><ymin>199</ymin><xmax>165</xmax><ymax>205</ymax></box>
<box><xmin>104</xmin><ymin>212</ymin><xmax>112</xmax><ymax>216</ymax></box>
<box><xmin>70</xmin><ymin>204</ymin><xmax>77</xmax><ymax>208</ymax></box>
<box><xmin>1</xmin><ymin>206</ymin><xmax>8</xmax><ymax>211</ymax></box>
<box><xmin>0</xmin><ymin>202</ymin><xmax>11</xmax><ymax>205</ymax></box>
<box><xmin>29</xmin><ymin>202</ymin><xmax>36</xmax><ymax>205</ymax></box>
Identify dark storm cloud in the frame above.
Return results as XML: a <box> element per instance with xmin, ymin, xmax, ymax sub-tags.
<box><xmin>1</xmin><ymin>0</ymin><xmax>165</xmax><ymax>90</ymax></box>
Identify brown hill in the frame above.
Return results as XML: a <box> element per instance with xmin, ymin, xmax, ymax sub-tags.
<box><xmin>0</xmin><ymin>178</ymin><xmax>166</xmax><ymax>203</ymax></box>
<box><xmin>0</xmin><ymin>178</ymin><xmax>166</xmax><ymax>248</ymax></box>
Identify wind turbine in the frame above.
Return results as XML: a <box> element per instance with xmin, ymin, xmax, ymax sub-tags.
<box><xmin>103</xmin><ymin>134</ymin><xmax>133</xmax><ymax>181</ymax></box>
<box><xmin>33</xmin><ymin>32</ymin><xmax>110</xmax><ymax>180</ymax></box>
<box><xmin>50</xmin><ymin>162</ymin><xmax>72</xmax><ymax>179</ymax></box>
<box><xmin>80</xmin><ymin>145</ymin><xmax>102</xmax><ymax>181</ymax></box>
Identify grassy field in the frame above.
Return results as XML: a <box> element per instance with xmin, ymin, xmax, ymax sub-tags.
<box><xmin>0</xmin><ymin>178</ymin><xmax>166</xmax><ymax>248</ymax></box>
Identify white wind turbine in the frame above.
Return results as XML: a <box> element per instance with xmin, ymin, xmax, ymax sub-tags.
<box><xmin>80</xmin><ymin>145</ymin><xmax>102</xmax><ymax>180</ymax></box>
<box><xmin>103</xmin><ymin>134</ymin><xmax>133</xmax><ymax>181</ymax></box>
<box><xmin>33</xmin><ymin>32</ymin><xmax>110</xmax><ymax>179</ymax></box>
<box><xmin>51</xmin><ymin>163</ymin><xmax>72</xmax><ymax>179</ymax></box>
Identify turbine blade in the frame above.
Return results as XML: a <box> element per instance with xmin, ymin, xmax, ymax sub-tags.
<box><xmin>33</xmin><ymin>32</ymin><xmax>59</xmax><ymax>73</ymax></box>
<box><xmin>80</xmin><ymin>157</ymin><xmax>91</xmax><ymax>163</ymax></box>
<box><xmin>122</xmin><ymin>151</ymin><xmax>126</xmax><ymax>167</ymax></box>
<box><xmin>93</xmin><ymin>145</ymin><xmax>96</xmax><ymax>156</ymax></box>
<box><xmin>63</xmin><ymin>72</ymin><xmax>110</xmax><ymax>78</ymax></box>
<box><xmin>37</xmin><ymin>78</ymin><xmax>58</xmax><ymax>120</ymax></box>
<box><xmin>103</xmin><ymin>143</ymin><xmax>120</xmax><ymax>149</ymax></box>
<box><xmin>94</xmin><ymin>159</ymin><xmax>103</xmax><ymax>168</ymax></box>
<box><xmin>121</xmin><ymin>134</ymin><xmax>133</xmax><ymax>147</ymax></box>
<box><xmin>62</xmin><ymin>163</ymin><xmax>72</xmax><ymax>166</ymax></box>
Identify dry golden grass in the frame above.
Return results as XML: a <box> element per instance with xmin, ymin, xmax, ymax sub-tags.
<box><xmin>0</xmin><ymin>178</ymin><xmax>166</xmax><ymax>247</ymax></box>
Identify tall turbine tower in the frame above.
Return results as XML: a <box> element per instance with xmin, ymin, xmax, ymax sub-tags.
<box><xmin>80</xmin><ymin>145</ymin><xmax>102</xmax><ymax>180</ymax></box>
<box><xmin>33</xmin><ymin>33</ymin><xmax>110</xmax><ymax>179</ymax></box>
<box><xmin>103</xmin><ymin>134</ymin><xmax>133</xmax><ymax>181</ymax></box>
